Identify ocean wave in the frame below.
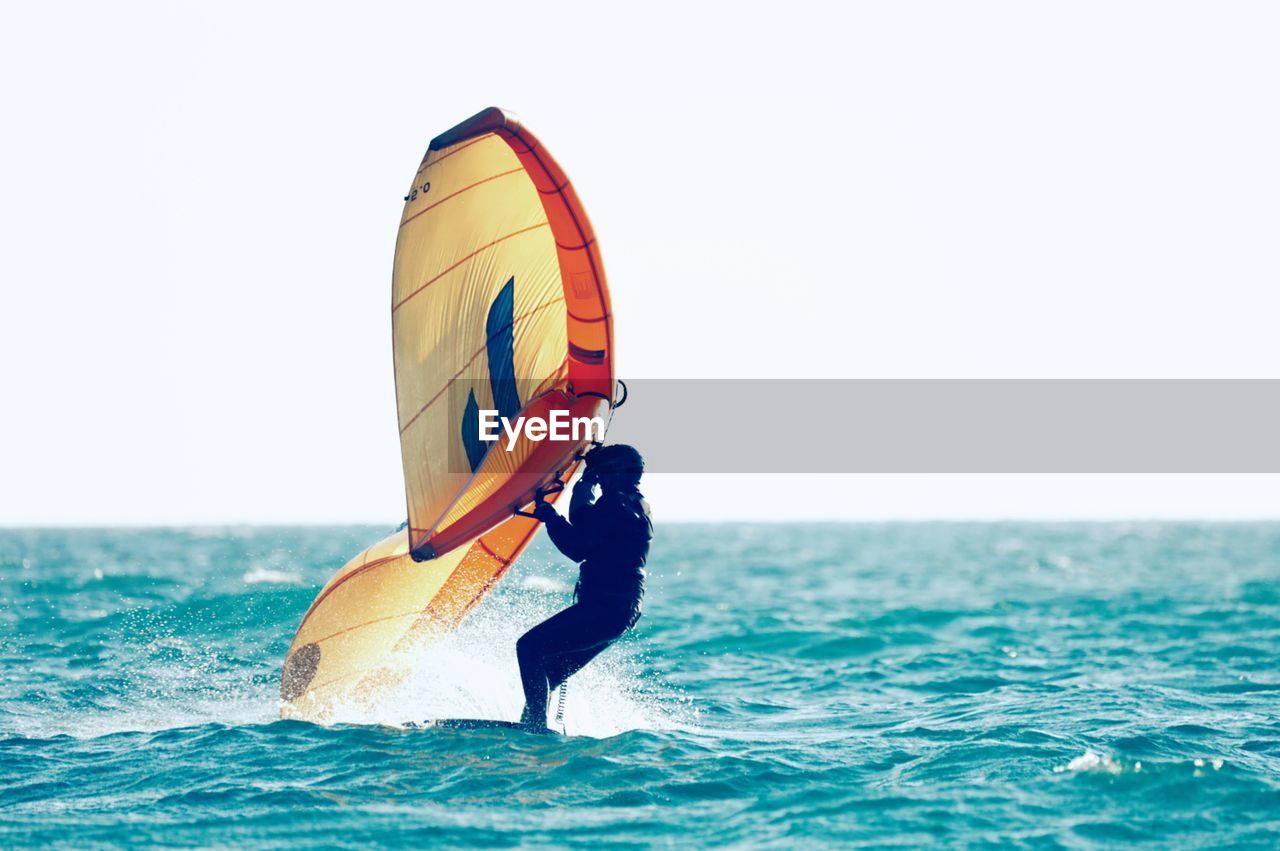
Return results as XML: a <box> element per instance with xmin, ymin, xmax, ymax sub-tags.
<box><xmin>4</xmin><ymin>524</ymin><xmax>1280</xmax><ymax>846</ymax></box>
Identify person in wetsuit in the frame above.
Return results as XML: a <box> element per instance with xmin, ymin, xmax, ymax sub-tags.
<box><xmin>519</xmin><ymin>444</ymin><xmax>652</xmax><ymax>730</ymax></box>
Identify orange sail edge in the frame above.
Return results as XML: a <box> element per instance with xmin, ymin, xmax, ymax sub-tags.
<box><xmin>278</xmin><ymin>494</ymin><xmax>564</xmax><ymax>722</ymax></box>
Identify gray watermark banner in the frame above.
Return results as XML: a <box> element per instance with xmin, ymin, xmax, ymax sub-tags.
<box><xmin>599</xmin><ymin>380</ymin><xmax>1280</xmax><ymax>473</ymax></box>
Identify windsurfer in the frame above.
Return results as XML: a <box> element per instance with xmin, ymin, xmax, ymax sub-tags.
<box><xmin>517</xmin><ymin>444</ymin><xmax>652</xmax><ymax>730</ymax></box>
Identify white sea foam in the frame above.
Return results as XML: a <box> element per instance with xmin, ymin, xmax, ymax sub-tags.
<box><xmin>13</xmin><ymin>658</ymin><xmax>279</xmax><ymax>741</ymax></box>
<box><xmin>1055</xmin><ymin>749</ymin><xmax>1123</xmax><ymax>775</ymax></box>
<box><xmin>13</xmin><ymin>551</ymin><xmax>674</xmax><ymax>742</ymax></box>
<box><xmin>516</xmin><ymin>574</ymin><xmax>574</xmax><ymax>594</ymax></box>
<box><xmin>318</xmin><ymin>589</ymin><xmax>679</xmax><ymax>738</ymax></box>
<box><xmin>242</xmin><ymin>567</ymin><xmax>302</xmax><ymax>585</ymax></box>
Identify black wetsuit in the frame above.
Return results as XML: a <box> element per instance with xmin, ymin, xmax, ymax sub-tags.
<box><xmin>517</xmin><ymin>483</ymin><xmax>652</xmax><ymax>724</ymax></box>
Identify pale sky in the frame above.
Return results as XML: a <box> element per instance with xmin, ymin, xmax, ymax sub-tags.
<box><xmin>1</xmin><ymin>2</ymin><xmax>1277</xmax><ymax>524</ymax></box>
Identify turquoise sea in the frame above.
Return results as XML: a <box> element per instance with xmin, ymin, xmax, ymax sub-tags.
<box><xmin>2</xmin><ymin>523</ymin><xmax>1279</xmax><ymax>847</ymax></box>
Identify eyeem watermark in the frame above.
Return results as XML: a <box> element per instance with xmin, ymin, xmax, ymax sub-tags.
<box><xmin>479</xmin><ymin>410</ymin><xmax>605</xmax><ymax>451</ymax></box>
<box><xmin>450</xmin><ymin>379</ymin><xmax>1280</xmax><ymax>472</ymax></box>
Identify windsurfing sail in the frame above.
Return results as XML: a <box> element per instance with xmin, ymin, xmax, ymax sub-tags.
<box><xmin>393</xmin><ymin>107</ymin><xmax>614</xmax><ymax>561</ymax></box>
<box><xmin>280</xmin><ymin>108</ymin><xmax>615</xmax><ymax>721</ymax></box>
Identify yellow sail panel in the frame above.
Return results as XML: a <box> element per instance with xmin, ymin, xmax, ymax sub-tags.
<box><xmin>280</xmin><ymin>512</ymin><xmax>548</xmax><ymax>722</ymax></box>
<box><xmin>391</xmin><ymin>108</ymin><xmax>614</xmax><ymax>561</ymax></box>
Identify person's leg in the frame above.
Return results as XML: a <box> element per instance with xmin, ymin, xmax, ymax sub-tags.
<box><xmin>516</xmin><ymin>605</ymin><xmax>604</xmax><ymax>727</ymax></box>
<box><xmin>540</xmin><ymin>606</ymin><xmax>636</xmax><ymax>725</ymax></box>
<box><xmin>546</xmin><ymin>644</ymin><xmax>608</xmax><ymax>692</ymax></box>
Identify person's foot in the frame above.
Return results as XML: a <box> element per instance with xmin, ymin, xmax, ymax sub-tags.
<box><xmin>519</xmin><ymin>705</ymin><xmax>549</xmax><ymax>732</ymax></box>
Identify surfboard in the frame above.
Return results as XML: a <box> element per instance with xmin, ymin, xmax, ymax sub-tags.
<box><xmin>410</xmin><ymin>718</ymin><xmax>561</xmax><ymax>734</ymax></box>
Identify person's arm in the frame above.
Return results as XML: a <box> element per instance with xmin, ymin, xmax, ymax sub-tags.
<box><xmin>568</xmin><ymin>472</ymin><xmax>598</xmax><ymax>524</ymax></box>
<box><xmin>531</xmin><ymin>473</ymin><xmax>602</xmax><ymax>561</ymax></box>
<box><xmin>540</xmin><ymin>510</ymin><xmax>591</xmax><ymax>561</ymax></box>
